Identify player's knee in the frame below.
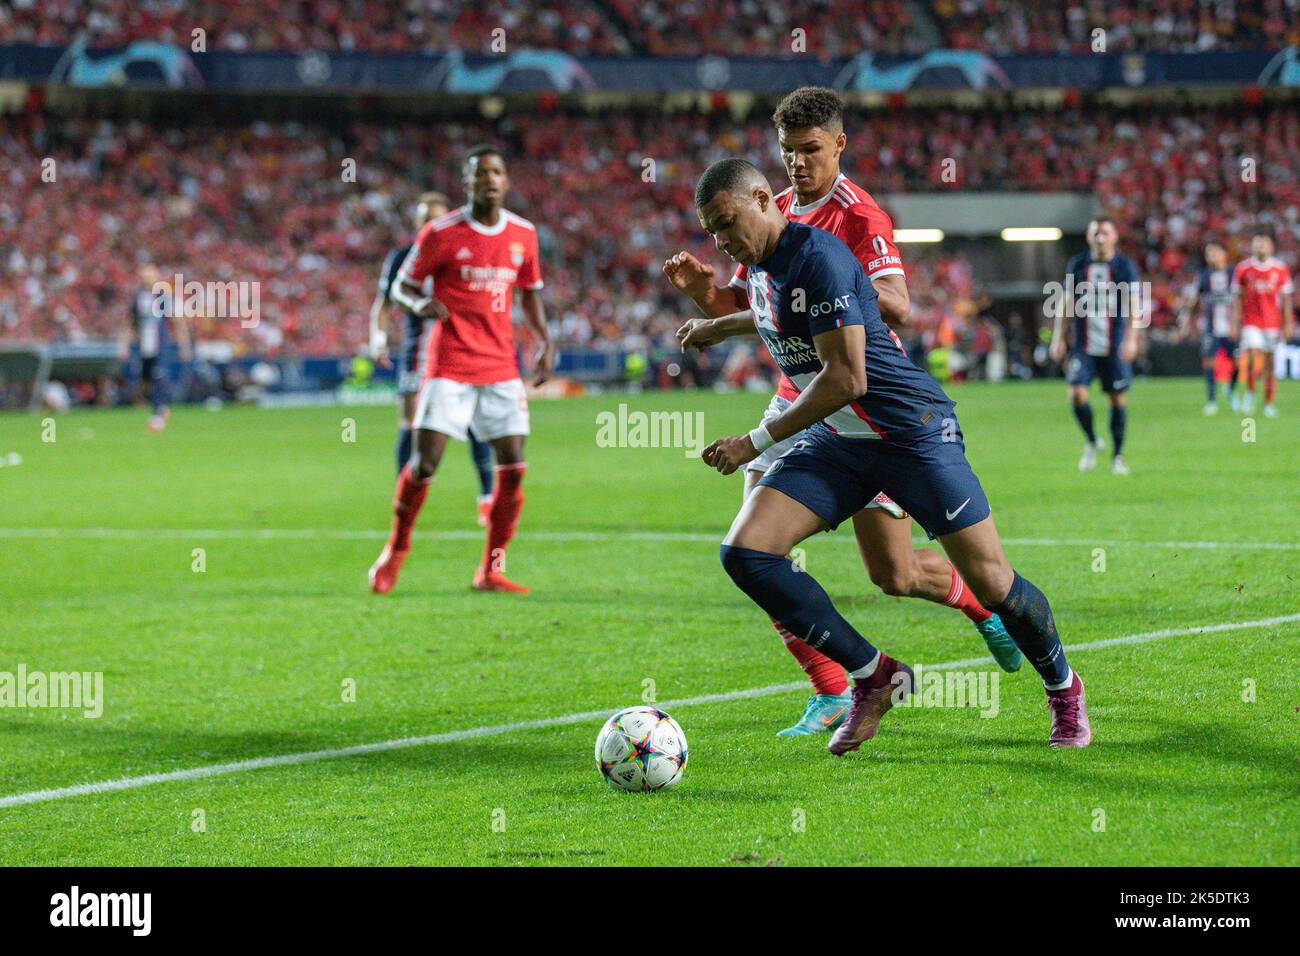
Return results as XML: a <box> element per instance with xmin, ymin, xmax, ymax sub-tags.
<box><xmin>866</xmin><ymin>561</ymin><xmax>914</xmax><ymax>597</ymax></box>
<box><xmin>720</xmin><ymin>544</ymin><xmax>779</xmax><ymax>590</ymax></box>
<box><xmin>967</xmin><ymin>562</ymin><xmax>1014</xmax><ymax>608</ymax></box>
<box><xmin>412</xmin><ymin>452</ymin><xmax>438</xmax><ymax>481</ymax></box>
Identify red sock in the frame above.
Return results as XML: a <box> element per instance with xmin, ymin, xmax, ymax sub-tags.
<box><xmin>773</xmin><ymin>619</ymin><xmax>847</xmax><ymax>696</ymax></box>
<box><xmin>1265</xmin><ymin>378</ymin><xmax>1276</xmax><ymax>404</ymax></box>
<box><xmin>944</xmin><ymin>563</ymin><xmax>992</xmax><ymax>624</ymax></box>
<box><xmin>482</xmin><ymin>462</ymin><xmax>526</xmax><ymax>574</ymax></box>
<box><xmin>389</xmin><ymin>465</ymin><xmax>429</xmax><ymax>552</ymax></box>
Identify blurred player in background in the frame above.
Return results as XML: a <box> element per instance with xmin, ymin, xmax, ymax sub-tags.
<box><xmin>666</xmin><ymin>87</ymin><xmax>1020</xmax><ymax>739</ymax></box>
<box><xmin>1179</xmin><ymin>240</ymin><xmax>1238</xmax><ymax>414</ymax></box>
<box><xmin>1050</xmin><ymin>218</ymin><xmax>1141</xmax><ymax>475</ymax></box>
<box><xmin>124</xmin><ymin>264</ymin><xmax>190</xmax><ymax>433</ymax></box>
<box><xmin>371</xmin><ymin>190</ymin><xmax>496</xmax><ymax>525</ymax></box>
<box><xmin>1231</xmin><ymin>231</ymin><xmax>1293</xmax><ymax>417</ymax></box>
<box><xmin>369</xmin><ymin>146</ymin><xmax>553</xmax><ymax>595</ymax></box>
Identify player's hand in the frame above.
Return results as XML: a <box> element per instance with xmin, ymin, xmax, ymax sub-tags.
<box><xmin>1049</xmin><ymin>338</ymin><xmax>1067</xmax><ymax>365</ymax></box>
<box><xmin>533</xmin><ymin>342</ymin><xmax>555</xmax><ymax>387</ymax></box>
<box><xmin>702</xmin><ymin>435</ymin><xmax>758</xmax><ymax>476</ymax></box>
<box><xmin>411</xmin><ymin>296</ymin><xmax>449</xmax><ymax>320</ymax></box>
<box><xmin>676</xmin><ymin>318</ymin><xmax>723</xmax><ymax>351</ymax></box>
<box><xmin>662</xmin><ymin>251</ymin><xmax>716</xmax><ymax>302</ymax></box>
<box><xmin>1120</xmin><ymin>337</ymin><xmax>1137</xmax><ymax>363</ymax></box>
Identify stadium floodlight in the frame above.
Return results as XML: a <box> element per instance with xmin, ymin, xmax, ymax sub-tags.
<box><xmin>1000</xmin><ymin>227</ymin><xmax>1062</xmax><ymax>241</ymax></box>
<box><xmin>893</xmin><ymin>228</ymin><xmax>945</xmax><ymax>243</ymax></box>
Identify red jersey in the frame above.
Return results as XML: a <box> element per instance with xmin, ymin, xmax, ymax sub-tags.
<box><xmin>729</xmin><ymin>175</ymin><xmax>905</xmax><ymax>399</ymax></box>
<box><xmin>1231</xmin><ymin>256</ymin><xmax>1293</xmax><ymax>330</ymax></box>
<box><xmin>399</xmin><ymin>206</ymin><xmax>543</xmax><ymax>385</ymax></box>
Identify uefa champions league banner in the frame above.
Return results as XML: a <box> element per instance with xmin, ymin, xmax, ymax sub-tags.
<box><xmin>0</xmin><ymin>42</ymin><xmax>1297</xmax><ymax>93</ymax></box>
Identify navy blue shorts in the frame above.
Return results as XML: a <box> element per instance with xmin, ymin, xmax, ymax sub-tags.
<box><xmin>397</xmin><ymin>313</ymin><xmax>428</xmax><ymax>395</ymax></box>
<box><xmin>757</xmin><ymin>419</ymin><xmax>992</xmax><ymax>538</ymax></box>
<box><xmin>1201</xmin><ymin>333</ymin><xmax>1237</xmax><ymax>361</ymax></box>
<box><xmin>1066</xmin><ymin>351</ymin><xmax>1131</xmax><ymax>393</ymax></box>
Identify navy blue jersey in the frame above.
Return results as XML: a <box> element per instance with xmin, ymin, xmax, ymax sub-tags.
<box><xmin>1195</xmin><ymin>265</ymin><xmax>1234</xmax><ymax>338</ymax></box>
<box><xmin>1066</xmin><ymin>252</ymin><xmax>1139</xmax><ymax>356</ymax></box>
<box><xmin>131</xmin><ymin>287</ymin><xmax>172</xmax><ymax>359</ymax></box>
<box><xmin>379</xmin><ymin>244</ymin><xmax>413</xmax><ymax>305</ymax></box>
<box><xmin>745</xmin><ymin>222</ymin><xmax>952</xmax><ymax>440</ymax></box>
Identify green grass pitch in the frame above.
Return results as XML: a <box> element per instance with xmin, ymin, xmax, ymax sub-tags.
<box><xmin>0</xmin><ymin>378</ymin><xmax>1296</xmax><ymax>866</ymax></box>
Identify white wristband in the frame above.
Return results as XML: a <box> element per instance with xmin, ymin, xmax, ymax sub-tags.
<box><xmin>748</xmin><ymin>422</ymin><xmax>775</xmax><ymax>453</ymax></box>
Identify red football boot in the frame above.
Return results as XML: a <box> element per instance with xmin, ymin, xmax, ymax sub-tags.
<box><xmin>472</xmin><ymin>567</ymin><xmax>529</xmax><ymax>594</ymax></box>
<box><xmin>368</xmin><ymin>543</ymin><xmax>409</xmax><ymax>595</ymax></box>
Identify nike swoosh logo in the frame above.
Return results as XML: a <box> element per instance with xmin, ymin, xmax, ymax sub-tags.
<box><xmin>821</xmin><ymin>707</ymin><xmax>846</xmax><ymax>726</ymax></box>
<box><xmin>945</xmin><ymin>498</ymin><xmax>972</xmax><ymax>521</ymax></box>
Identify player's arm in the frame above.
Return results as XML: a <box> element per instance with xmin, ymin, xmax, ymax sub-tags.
<box><xmin>662</xmin><ymin>251</ymin><xmax>749</xmax><ymax>318</ymax></box>
<box><xmin>1284</xmin><ymin>289</ymin><xmax>1295</xmax><ymax>341</ymax></box>
<box><xmin>1122</xmin><ymin>274</ymin><xmax>1142</xmax><ymax>363</ymax></box>
<box><xmin>676</xmin><ymin>308</ymin><xmax>756</xmax><ymax>351</ymax></box>
<box><xmin>389</xmin><ymin>232</ymin><xmax>448</xmax><ymax>320</ymax></box>
<box><xmin>519</xmin><ymin>287</ymin><xmax>554</xmax><ymax>386</ymax></box>
<box><xmin>1176</xmin><ymin>282</ymin><xmax>1198</xmax><ymax>337</ymax></box>
<box><xmin>702</xmin><ymin>324</ymin><xmax>866</xmax><ymax>476</ymax></box>
<box><xmin>873</xmin><ymin>273</ymin><xmax>910</xmax><ymax>327</ymax></box>
<box><xmin>1049</xmin><ymin>269</ymin><xmax>1071</xmax><ymax>364</ymax></box>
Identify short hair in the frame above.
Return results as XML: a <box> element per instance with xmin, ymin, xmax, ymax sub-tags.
<box><xmin>695</xmin><ymin>158</ymin><xmax>769</xmax><ymax>209</ymax></box>
<box><xmin>1251</xmin><ymin>228</ymin><xmax>1275</xmax><ymax>242</ymax></box>
<box><xmin>464</xmin><ymin>145</ymin><xmax>505</xmax><ymax>168</ymax></box>
<box><xmin>1090</xmin><ymin>217</ymin><xmax>1116</xmax><ymax>229</ymax></box>
<box><xmin>418</xmin><ymin>190</ymin><xmax>450</xmax><ymax>211</ymax></box>
<box><xmin>773</xmin><ymin>86</ymin><xmax>844</xmax><ymax>133</ymax></box>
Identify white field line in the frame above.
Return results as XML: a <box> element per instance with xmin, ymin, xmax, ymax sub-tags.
<box><xmin>1</xmin><ymin>613</ymin><xmax>1297</xmax><ymax>810</ymax></box>
<box><xmin>0</xmin><ymin>527</ymin><xmax>1297</xmax><ymax>550</ymax></box>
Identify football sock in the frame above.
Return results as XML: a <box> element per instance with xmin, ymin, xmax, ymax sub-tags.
<box><xmin>396</xmin><ymin>427</ymin><xmax>412</xmax><ymax>476</ymax></box>
<box><xmin>988</xmin><ymin>571</ymin><xmax>1072</xmax><ymax>688</ymax></box>
<box><xmin>1265</xmin><ymin>378</ymin><xmax>1276</xmax><ymax>405</ymax></box>
<box><xmin>944</xmin><ymin>563</ymin><xmax>993</xmax><ymax>624</ymax></box>
<box><xmin>1109</xmin><ymin>405</ymin><xmax>1127</xmax><ymax>456</ymax></box>
<box><xmin>773</xmin><ymin>619</ymin><xmax>848</xmax><ymax>696</ymax></box>
<box><xmin>482</xmin><ymin>462</ymin><xmax>526</xmax><ymax>574</ymax></box>
<box><xmin>720</xmin><ymin>545</ymin><xmax>877</xmax><ymax>673</ymax></box>
<box><xmin>469</xmin><ymin>433</ymin><xmax>495</xmax><ymax>497</ymax></box>
<box><xmin>1071</xmin><ymin>400</ymin><xmax>1097</xmax><ymax>443</ymax></box>
<box><xmin>1205</xmin><ymin>367</ymin><xmax>1217</xmax><ymax>403</ymax></box>
<box><xmin>389</xmin><ymin>465</ymin><xmax>430</xmax><ymax>552</ymax></box>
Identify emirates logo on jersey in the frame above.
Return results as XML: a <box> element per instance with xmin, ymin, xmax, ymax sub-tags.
<box><xmin>509</xmin><ymin>241</ymin><xmax>525</xmax><ymax>268</ymax></box>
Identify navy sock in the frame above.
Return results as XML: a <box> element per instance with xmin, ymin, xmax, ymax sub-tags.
<box><xmin>989</xmin><ymin>571</ymin><xmax>1071</xmax><ymax>688</ymax></box>
<box><xmin>1071</xmin><ymin>401</ymin><xmax>1096</xmax><ymax>443</ymax></box>
<box><xmin>1109</xmin><ymin>405</ymin><xmax>1127</xmax><ymax>456</ymax></box>
<box><xmin>719</xmin><ymin>545</ymin><xmax>877</xmax><ymax>673</ymax></box>
<box><xmin>469</xmin><ymin>434</ymin><xmax>495</xmax><ymax>496</ymax></box>
<box><xmin>1205</xmin><ymin>367</ymin><xmax>1217</xmax><ymax>403</ymax></box>
<box><xmin>396</xmin><ymin>427</ymin><xmax>412</xmax><ymax>475</ymax></box>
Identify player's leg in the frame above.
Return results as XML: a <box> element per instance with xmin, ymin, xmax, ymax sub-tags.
<box><xmin>1104</xmin><ymin>355</ymin><xmax>1131</xmax><ymax>475</ymax></box>
<box><xmin>937</xmin><ymin>517</ymin><xmax>1090</xmax><ymax>747</ymax></box>
<box><xmin>724</xmin><ymin>431</ymin><xmax>915</xmax><ymax>755</ymax></box>
<box><xmin>144</xmin><ymin>356</ymin><xmax>170</xmax><ymax>432</ymax></box>
<box><xmin>467</xmin><ymin>427</ymin><xmax>496</xmax><ymax>526</ymax></box>
<box><xmin>741</xmin><ymin>467</ymin><xmax>852</xmax><ymax>736</ymax></box>
<box><xmin>1201</xmin><ymin>334</ymin><xmax>1219</xmax><ymax>413</ymax></box>
<box><xmin>471</xmin><ymin>379</ymin><xmax>531</xmax><ymax>593</ymax></box>
<box><xmin>394</xmin><ymin>318</ymin><xmax>425</xmax><ymax>475</ymax></box>
<box><xmin>369</xmin><ymin>377</ymin><xmax>468</xmax><ymax>594</ymax></box>
<box><xmin>852</xmin><ymin>505</ymin><xmax>1021</xmax><ymax>671</ymax></box>
<box><xmin>1237</xmin><ymin>334</ymin><xmax>1258</xmax><ymax>411</ymax></box>
<box><xmin>1226</xmin><ymin>339</ymin><xmax>1241</xmax><ymax>409</ymax></box>
<box><xmin>1066</xmin><ymin>356</ymin><xmax>1102</xmax><ymax>470</ymax></box>
<box><xmin>1262</xmin><ymin>336</ymin><xmax>1278</xmax><ymax>416</ymax></box>
<box><xmin>396</xmin><ymin>392</ymin><xmax>418</xmax><ymax>475</ymax></box>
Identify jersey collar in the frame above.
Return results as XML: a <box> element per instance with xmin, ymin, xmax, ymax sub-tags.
<box><xmin>463</xmin><ymin>205</ymin><xmax>509</xmax><ymax>236</ymax></box>
<box><xmin>789</xmin><ymin>174</ymin><xmax>846</xmax><ymax>216</ymax></box>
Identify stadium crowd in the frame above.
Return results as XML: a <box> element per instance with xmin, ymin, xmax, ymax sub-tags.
<box><xmin>1</xmin><ymin>0</ymin><xmax>1294</xmax><ymax>54</ymax></box>
<box><xmin>2</xmin><ymin>105</ymin><xmax>1298</xmax><ymax>367</ymax></box>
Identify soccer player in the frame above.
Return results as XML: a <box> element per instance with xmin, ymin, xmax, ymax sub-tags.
<box><xmin>664</xmin><ymin>87</ymin><xmax>1019</xmax><ymax>738</ymax></box>
<box><xmin>1231</xmin><ymin>231</ymin><xmax>1293</xmax><ymax>417</ymax></box>
<box><xmin>692</xmin><ymin>159</ymin><xmax>1090</xmax><ymax>751</ymax></box>
<box><xmin>371</xmin><ymin>190</ymin><xmax>496</xmax><ymax>525</ymax></box>
<box><xmin>1049</xmin><ymin>218</ymin><xmax>1142</xmax><ymax>475</ymax></box>
<box><xmin>368</xmin><ymin>146</ymin><xmax>554</xmax><ymax>595</ymax></box>
<box><xmin>1179</xmin><ymin>240</ymin><xmax>1238</xmax><ymax>414</ymax></box>
<box><xmin>126</xmin><ymin>264</ymin><xmax>190</xmax><ymax>433</ymax></box>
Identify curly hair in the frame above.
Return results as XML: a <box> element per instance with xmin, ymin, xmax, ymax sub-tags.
<box><xmin>772</xmin><ymin>86</ymin><xmax>844</xmax><ymax>133</ymax></box>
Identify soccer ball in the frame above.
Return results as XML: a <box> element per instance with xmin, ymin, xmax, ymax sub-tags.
<box><xmin>594</xmin><ymin>706</ymin><xmax>688</xmax><ymax>792</ymax></box>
